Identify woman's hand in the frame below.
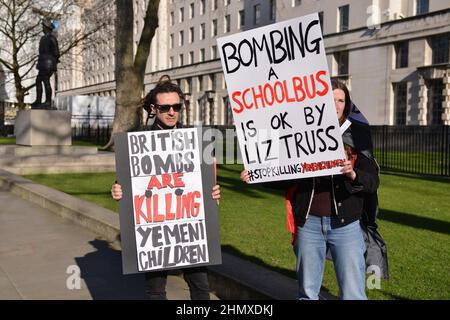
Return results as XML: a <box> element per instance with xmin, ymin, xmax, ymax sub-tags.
<box><xmin>240</xmin><ymin>170</ymin><xmax>250</xmax><ymax>184</ymax></box>
<box><xmin>341</xmin><ymin>160</ymin><xmax>356</xmax><ymax>181</ymax></box>
<box><xmin>111</xmin><ymin>183</ymin><xmax>123</xmax><ymax>201</ymax></box>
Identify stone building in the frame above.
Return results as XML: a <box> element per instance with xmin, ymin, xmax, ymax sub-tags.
<box><xmin>55</xmin><ymin>0</ymin><xmax>450</xmax><ymax>126</ymax></box>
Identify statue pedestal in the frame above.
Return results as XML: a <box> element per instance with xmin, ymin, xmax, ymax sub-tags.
<box><xmin>15</xmin><ymin>110</ymin><xmax>72</xmax><ymax>146</ymax></box>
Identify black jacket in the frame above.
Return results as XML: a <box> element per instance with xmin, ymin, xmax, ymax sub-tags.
<box><xmin>343</xmin><ymin>120</ymin><xmax>389</xmax><ymax>279</ymax></box>
<box><xmin>289</xmin><ymin>149</ymin><xmax>379</xmax><ymax>228</ymax></box>
<box><xmin>270</xmin><ymin>120</ymin><xmax>389</xmax><ymax>279</ymax></box>
<box><xmin>37</xmin><ymin>33</ymin><xmax>60</xmax><ymax>72</ymax></box>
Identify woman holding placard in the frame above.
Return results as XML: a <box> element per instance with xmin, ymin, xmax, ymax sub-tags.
<box><xmin>241</xmin><ymin>80</ymin><xmax>379</xmax><ymax>300</ymax></box>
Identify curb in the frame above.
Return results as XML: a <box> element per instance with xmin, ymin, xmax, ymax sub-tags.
<box><xmin>0</xmin><ymin>169</ymin><xmax>335</xmax><ymax>300</ymax></box>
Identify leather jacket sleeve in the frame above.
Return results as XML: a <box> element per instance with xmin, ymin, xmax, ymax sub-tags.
<box><xmin>344</xmin><ymin>154</ymin><xmax>379</xmax><ymax>194</ymax></box>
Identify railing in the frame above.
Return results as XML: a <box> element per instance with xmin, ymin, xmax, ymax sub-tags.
<box><xmin>72</xmin><ymin>123</ymin><xmax>112</xmax><ymax>146</ymax></box>
<box><xmin>371</xmin><ymin>125</ymin><xmax>450</xmax><ymax>177</ymax></box>
<box><xmin>4</xmin><ymin>120</ymin><xmax>450</xmax><ymax>177</ymax></box>
<box><xmin>71</xmin><ymin>115</ymin><xmax>114</xmax><ymax>145</ymax></box>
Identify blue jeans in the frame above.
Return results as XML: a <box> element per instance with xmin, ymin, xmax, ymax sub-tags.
<box><xmin>293</xmin><ymin>215</ymin><xmax>367</xmax><ymax>300</ymax></box>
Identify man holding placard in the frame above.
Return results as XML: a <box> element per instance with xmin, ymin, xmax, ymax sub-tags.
<box><xmin>218</xmin><ymin>14</ymin><xmax>380</xmax><ymax>300</ymax></box>
<box><xmin>112</xmin><ymin>78</ymin><xmax>221</xmax><ymax>300</ymax></box>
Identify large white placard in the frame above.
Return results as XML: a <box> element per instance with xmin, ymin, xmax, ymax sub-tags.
<box><xmin>217</xmin><ymin>13</ymin><xmax>346</xmax><ymax>183</ymax></box>
<box><xmin>127</xmin><ymin>128</ymin><xmax>209</xmax><ymax>271</ymax></box>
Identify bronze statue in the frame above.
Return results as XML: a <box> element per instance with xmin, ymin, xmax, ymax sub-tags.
<box><xmin>31</xmin><ymin>19</ymin><xmax>60</xmax><ymax>110</ymax></box>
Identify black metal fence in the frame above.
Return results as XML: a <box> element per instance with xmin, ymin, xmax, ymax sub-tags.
<box><xmin>72</xmin><ymin>123</ymin><xmax>112</xmax><ymax>145</ymax></box>
<box><xmin>33</xmin><ymin>122</ymin><xmax>450</xmax><ymax>178</ymax></box>
<box><xmin>370</xmin><ymin>125</ymin><xmax>450</xmax><ymax>177</ymax></box>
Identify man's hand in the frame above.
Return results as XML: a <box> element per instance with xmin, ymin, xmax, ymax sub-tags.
<box><xmin>113</xmin><ymin>182</ymin><xmax>222</xmax><ymax>204</ymax></box>
<box><xmin>212</xmin><ymin>184</ymin><xmax>221</xmax><ymax>204</ymax></box>
<box><xmin>111</xmin><ymin>183</ymin><xmax>123</xmax><ymax>201</ymax></box>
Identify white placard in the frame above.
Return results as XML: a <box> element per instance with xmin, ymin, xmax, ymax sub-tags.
<box><xmin>217</xmin><ymin>13</ymin><xmax>346</xmax><ymax>183</ymax></box>
<box><xmin>127</xmin><ymin>128</ymin><xmax>209</xmax><ymax>271</ymax></box>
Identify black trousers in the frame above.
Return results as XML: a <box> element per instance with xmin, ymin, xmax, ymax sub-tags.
<box><xmin>35</xmin><ymin>70</ymin><xmax>54</xmax><ymax>104</ymax></box>
<box><xmin>144</xmin><ymin>267</ymin><xmax>210</xmax><ymax>300</ymax></box>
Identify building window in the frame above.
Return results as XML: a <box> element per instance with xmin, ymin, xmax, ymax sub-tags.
<box><xmin>292</xmin><ymin>0</ymin><xmax>301</xmax><ymax>7</ymax></box>
<box><xmin>211</xmin><ymin>45</ymin><xmax>218</xmax><ymax>59</ymax></box>
<box><xmin>212</xmin><ymin>19</ymin><xmax>218</xmax><ymax>37</ymax></box>
<box><xmin>169</xmin><ymin>57</ymin><xmax>174</xmax><ymax>68</ymax></box>
<box><xmin>338</xmin><ymin>4</ymin><xmax>350</xmax><ymax>32</ymax></box>
<box><xmin>431</xmin><ymin>34</ymin><xmax>450</xmax><ymax>65</ymax></box>
<box><xmin>189</xmin><ymin>3</ymin><xmax>194</xmax><ymax>19</ymax></box>
<box><xmin>270</xmin><ymin>0</ymin><xmax>276</xmax><ymax>21</ymax></box>
<box><xmin>179</xmin><ymin>7</ymin><xmax>184</xmax><ymax>23</ymax></box>
<box><xmin>198</xmin><ymin>75</ymin><xmax>203</xmax><ymax>91</ymax></box>
<box><xmin>179</xmin><ymin>30</ymin><xmax>184</xmax><ymax>46</ymax></box>
<box><xmin>189</xmin><ymin>51</ymin><xmax>194</xmax><ymax>64</ymax></box>
<box><xmin>186</xmin><ymin>77</ymin><xmax>192</xmax><ymax>93</ymax></box>
<box><xmin>416</xmin><ymin>0</ymin><xmax>429</xmax><ymax>15</ymax></box>
<box><xmin>238</xmin><ymin>10</ymin><xmax>245</xmax><ymax>29</ymax></box>
<box><xmin>200</xmin><ymin>0</ymin><xmax>205</xmax><ymax>15</ymax></box>
<box><xmin>393</xmin><ymin>83</ymin><xmax>407</xmax><ymax>125</ymax></box>
<box><xmin>179</xmin><ymin>54</ymin><xmax>184</xmax><ymax>66</ymax></box>
<box><xmin>224</xmin><ymin>96</ymin><xmax>233</xmax><ymax>125</ymax></box>
<box><xmin>254</xmin><ymin>4</ymin><xmax>261</xmax><ymax>25</ymax></box>
<box><xmin>212</xmin><ymin>0</ymin><xmax>217</xmax><ymax>11</ymax></box>
<box><xmin>335</xmin><ymin>51</ymin><xmax>349</xmax><ymax>75</ymax></box>
<box><xmin>200</xmin><ymin>23</ymin><xmax>206</xmax><ymax>40</ymax></box>
<box><xmin>225</xmin><ymin>0</ymin><xmax>231</xmax><ymax>6</ymax></box>
<box><xmin>225</xmin><ymin>15</ymin><xmax>231</xmax><ymax>33</ymax></box>
<box><xmin>318</xmin><ymin>11</ymin><xmax>324</xmax><ymax>32</ymax></box>
<box><xmin>200</xmin><ymin>48</ymin><xmax>206</xmax><ymax>62</ymax></box>
<box><xmin>209</xmin><ymin>74</ymin><xmax>216</xmax><ymax>90</ymax></box>
<box><xmin>189</xmin><ymin>27</ymin><xmax>194</xmax><ymax>43</ymax></box>
<box><xmin>427</xmin><ymin>79</ymin><xmax>444</xmax><ymax>125</ymax></box>
<box><xmin>170</xmin><ymin>11</ymin><xmax>174</xmax><ymax>26</ymax></box>
<box><xmin>395</xmin><ymin>41</ymin><xmax>409</xmax><ymax>69</ymax></box>
<box><xmin>169</xmin><ymin>33</ymin><xmax>174</xmax><ymax>48</ymax></box>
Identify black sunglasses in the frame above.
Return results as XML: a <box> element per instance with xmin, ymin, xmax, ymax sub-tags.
<box><xmin>154</xmin><ymin>103</ymin><xmax>183</xmax><ymax>113</ymax></box>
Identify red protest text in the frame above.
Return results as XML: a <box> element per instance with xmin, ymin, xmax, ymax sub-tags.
<box><xmin>231</xmin><ymin>70</ymin><xmax>329</xmax><ymax>114</ymax></box>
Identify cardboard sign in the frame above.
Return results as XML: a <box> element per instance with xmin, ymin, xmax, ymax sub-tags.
<box><xmin>217</xmin><ymin>13</ymin><xmax>346</xmax><ymax>183</ymax></box>
<box><xmin>114</xmin><ymin>127</ymin><xmax>221</xmax><ymax>274</ymax></box>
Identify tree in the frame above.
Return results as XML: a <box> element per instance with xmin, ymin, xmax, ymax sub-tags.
<box><xmin>105</xmin><ymin>0</ymin><xmax>160</xmax><ymax>149</ymax></box>
<box><xmin>0</xmin><ymin>0</ymin><xmax>107</xmax><ymax>109</ymax></box>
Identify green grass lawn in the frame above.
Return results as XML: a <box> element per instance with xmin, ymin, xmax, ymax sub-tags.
<box><xmin>25</xmin><ymin>166</ymin><xmax>450</xmax><ymax>300</ymax></box>
<box><xmin>0</xmin><ymin>137</ymin><xmax>16</xmax><ymax>145</ymax></box>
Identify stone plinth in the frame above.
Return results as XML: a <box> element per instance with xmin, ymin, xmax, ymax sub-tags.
<box><xmin>14</xmin><ymin>110</ymin><xmax>72</xmax><ymax>146</ymax></box>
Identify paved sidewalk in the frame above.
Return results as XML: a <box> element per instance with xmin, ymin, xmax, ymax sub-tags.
<box><xmin>0</xmin><ymin>168</ymin><xmax>335</xmax><ymax>300</ymax></box>
<box><xmin>0</xmin><ymin>189</ymin><xmax>203</xmax><ymax>300</ymax></box>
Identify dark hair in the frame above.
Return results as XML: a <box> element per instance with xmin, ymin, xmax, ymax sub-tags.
<box><xmin>142</xmin><ymin>75</ymin><xmax>184</xmax><ymax>124</ymax></box>
<box><xmin>331</xmin><ymin>79</ymin><xmax>352</xmax><ymax>122</ymax></box>
<box><xmin>332</xmin><ymin>80</ymin><xmax>356</xmax><ymax>158</ymax></box>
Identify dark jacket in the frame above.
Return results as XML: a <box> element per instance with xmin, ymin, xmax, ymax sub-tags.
<box><xmin>283</xmin><ymin>120</ymin><xmax>389</xmax><ymax>279</ymax></box>
<box><xmin>289</xmin><ymin>151</ymin><xmax>379</xmax><ymax>228</ymax></box>
<box><xmin>37</xmin><ymin>33</ymin><xmax>60</xmax><ymax>72</ymax></box>
<box><xmin>342</xmin><ymin>120</ymin><xmax>389</xmax><ymax>279</ymax></box>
